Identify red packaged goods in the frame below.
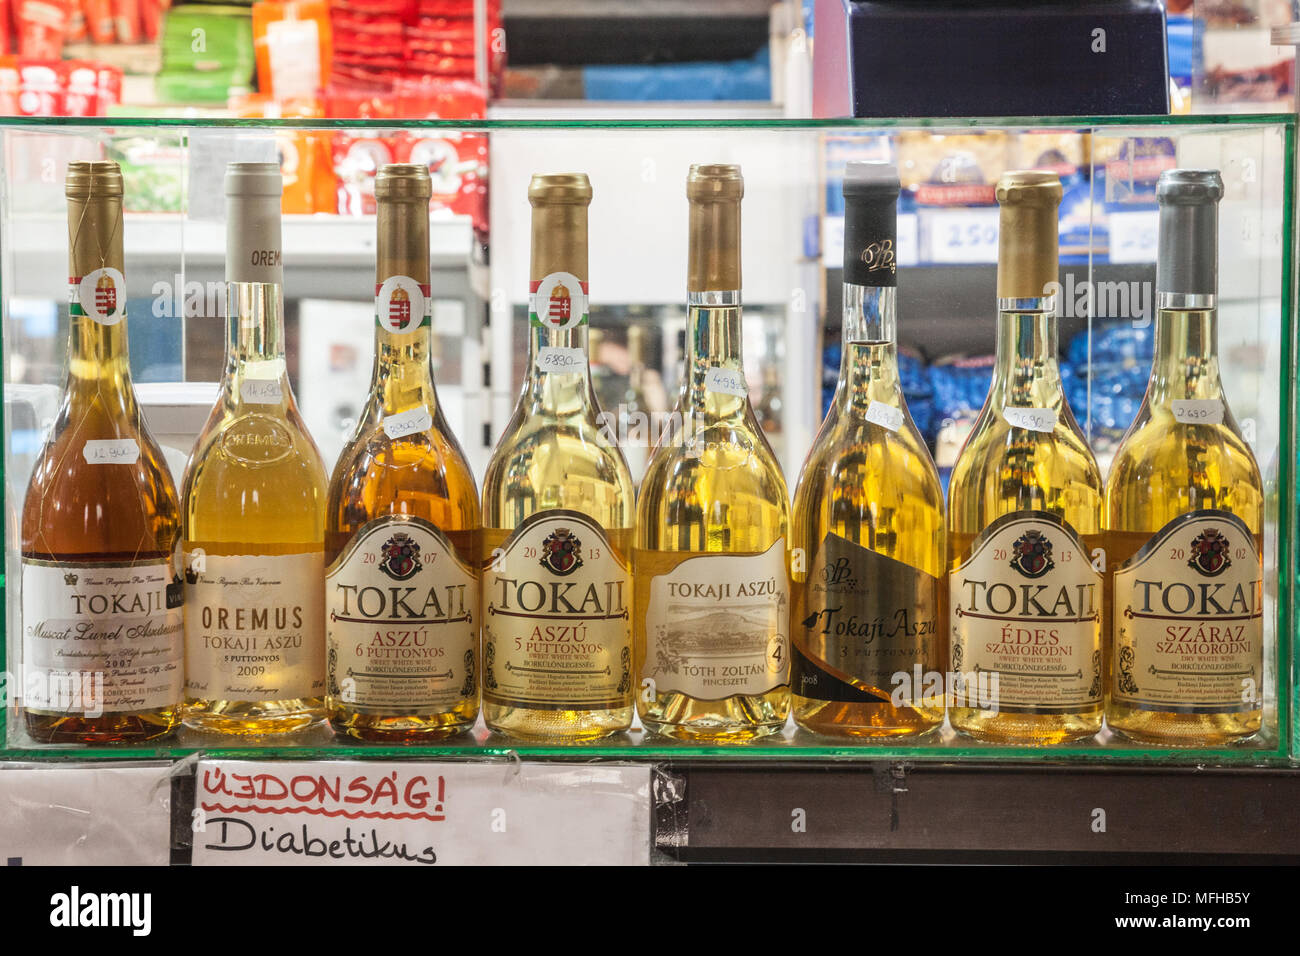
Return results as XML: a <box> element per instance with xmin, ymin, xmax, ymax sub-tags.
<box><xmin>65</xmin><ymin>0</ymin><xmax>84</xmax><ymax>40</ymax></box>
<box><xmin>140</xmin><ymin>0</ymin><xmax>165</xmax><ymax>42</ymax></box>
<box><xmin>0</xmin><ymin>58</ymin><xmax>20</xmax><ymax>113</ymax></box>
<box><xmin>82</xmin><ymin>0</ymin><xmax>112</xmax><ymax>43</ymax></box>
<box><xmin>333</xmin><ymin>132</ymin><xmax>396</xmax><ymax>215</ymax></box>
<box><xmin>331</xmin><ymin>0</ymin><xmax>414</xmax><ymax>18</ymax></box>
<box><xmin>18</xmin><ymin>0</ymin><xmax>68</xmax><ymax>60</ymax></box>
<box><xmin>393</xmin><ymin>74</ymin><xmax>483</xmax><ymax>116</ymax></box>
<box><xmin>396</xmin><ymin>128</ymin><xmax>486</xmax><ymax>230</ymax></box>
<box><xmin>60</xmin><ymin>59</ymin><xmax>98</xmax><ymax>114</ymax></box>
<box><xmin>16</xmin><ymin>59</ymin><xmax>62</xmax><ymax>114</ymax></box>
<box><xmin>0</xmin><ymin>0</ymin><xmax>10</xmax><ymax>54</ymax></box>
<box><xmin>109</xmin><ymin>0</ymin><xmax>137</xmax><ymax>42</ymax></box>
<box><xmin>95</xmin><ymin>61</ymin><xmax>121</xmax><ymax>112</ymax></box>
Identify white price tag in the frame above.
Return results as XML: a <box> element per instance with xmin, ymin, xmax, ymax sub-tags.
<box><xmin>1002</xmin><ymin>407</ymin><xmax>1058</xmax><ymax>433</ymax></box>
<box><xmin>922</xmin><ymin>207</ymin><xmax>1000</xmax><ymax>264</ymax></box>
<box><xmin>821</xmin><ymin>215</ymin><xmax>845</xmax><ymax>268</ymax></box>
<box><xmin>382</xmin><ymin>405</ymin><xmax>434</xmax><ymax>440</ymax></box>
<box><xmin>239</xmin><ymin>379</ymin><xmax>283</xmax><ymax>404</ymax></box>
<box><xmin>192</xmin><ymin>759</ymin><xmax>651</xmax><ymax>866</ymax></box>
<box><xmin>704</xmin><ymin>366</ymin><xmax>748</xmax><ymax>397</ymax></box>
<box><xmin>0</xmin><ymin>764</ymin><xmax>172</xmax><ymax>865</ymax></box>
<box><xmin>896</xmin><ymin>212</ymin><xmax>920</xmax><ymax>267</ymax></box>
<box><xmin>82</xmin><ymin>438</ymin><xmax>140</xmax><ymax>464</ymax></box>
<box><xmin>865</xmin><ymin>400</ymin><xmax>905</xmax><ymax>433</ymax></box>
<box><xmin>535</xmin><ymin>346</ymin><xmax>586</xmax><ymax>374</ymax></box>
<box><xmin>1171</xmin><ymin>398</ymin><xmax>1224</xmax><ymax>425</ymax></box>
<box><xmin>1107</xmin><ymin>209</ymin><xmax>1159</xmax><ymax>264</ymax></box>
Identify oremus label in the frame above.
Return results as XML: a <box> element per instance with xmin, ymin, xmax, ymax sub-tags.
<box><xmin>327</xmin><ymin>517</ymin><xmax>477</xmax><ymax>714</ymax></box>
<box><xmin>484</xmin><ymin>512</ymin><xmax>632</xmax><ymax>710</ymax></box>
<box><xmin>642</xmin><ymin>539</ymin><xmax>789</xmax><ymax>701</ymax></box>
<box><xmin>528</xmin><ymin>272</ymin><xmax>589</xmax><ymax>330</ymax></box>
<box><xmin>949</xmin><ymin>513</ymin><xmax>1102</xmax><ymax>714</ymax></box>
<box><xmin>184</xmin><ymin>551</ymin><xmax>326</xmax><ymax>702</ymax></box>
<box><xmin>1112</xmin><ymin>511</ymin><xmax>1263</xmax><ymax>714</ymax></box>
<box><xmin>793</xmin><ymin>534</ymin><xmax>940</xmax><ymax>704</ymax></box>
<box><xmin>375</xmin><ymin>277</ymin><xmax>431</xmax><ymax>333</ymax></box>
<box><xmin>21</xmin><ymin>558</ymin><xmax>183</xmax><ymax>714</ymax></box>
<box><xmin>69</xmin><ymin>269</ymin><xmax>126</xmax><ymax>325</ymax></box>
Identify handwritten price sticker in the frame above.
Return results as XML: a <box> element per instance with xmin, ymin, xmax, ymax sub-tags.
<box><xmin>865</xmin><ymin>401</ymin><xmax>904</xmax><ymax>433</ymax></box>
<box><xmin>240</xmin><ymin>379</ymin><xmax>283</xmax><ymax>404</ymax></box>
<box><xmin>1002</xmin><ymin>407</ymin><xmax>1058</xmax><ymax>433</ymax></box>
<box><xmin>704</xmin><ymin>366</ymin><xmax>748</xmax><ymax>397</ymax></box>
<box><xmin>82</xmin><ymin>439</ymin><xmax>140</xmax><ymax>465</ymax></box>
<box><xmin>923</xmin><ymin>208</ymin><xmax>1000</xmax><ymax>264</ymax></box>
<box><xmin>1171</xmin><ymin>399</ymin><xmax>1224</xmax><ymax>425</ymax></box>
<box><xmin>383</xmin><ymin>405</ymin><xmax>434</xmax><ymax>440</ymax></box>
<box><xmin>535</xmin><ymin>346</ymin><xmax>586</xmax><ymax>374</ymax></box>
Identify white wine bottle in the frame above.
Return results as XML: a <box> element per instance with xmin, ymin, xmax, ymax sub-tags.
<box><xmin>1106</xmin><ymin>169</ymin><xmax>1264</xmax><ymax>745</ymax></box>
<box><xmin>790</xmin><ymin>162</ymin><xmax>945</xmax><ymax>738</ymax></box>
<box><xmin>634</xmin><ymin>164</ymin><xmax>791</xmax><ymax>741</ymax></box>
<box><xmin>947</xmin><ymin>171</ymin><xmax>1104</xmax><ymax>745</ymax></box>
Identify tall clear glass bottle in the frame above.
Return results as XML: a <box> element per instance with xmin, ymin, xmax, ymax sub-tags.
<box><xmin>1106</xmin><ymin>169</ymin><xmax>1264</xmax><ymax>745</ymax></box>
<box><xmin>20</xmin><ymin>160</ymin><xmax>184</xmax><ymax>743</ymax></box>
<box><xmin>325</xmin><ymin>164</ymin><xmax>480</xmax><ymax>741</ymax></box>
<box><xmin>182</xmin><ymin>163</ymin><xmax>329</xmax><ymax>735</ymax></box>
<box><xmin>481</xmin><ymin>173</ymin><xmax>635</xmax><ymax>741</ymax></box>
<box><xmin>790</xmin><ymin>162</ymin><xmax>945</xmax><ymax>738</ymax></box>
<box><xmin>947</xmin><ymin>170</ymin><xmax>1104</xmax><ymax>745</ymax></box>
<box><xmin>634</xmin><ymin>164</ymin><xmax>791</xmax><ymax>741</ymax></box>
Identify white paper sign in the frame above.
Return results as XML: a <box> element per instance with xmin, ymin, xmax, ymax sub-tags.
<box><xmin>704</xmin><ymin>366</ymin><xmax>748</xmax><ymax>397</ymax></box>
<box><xmin>82</xmin><ymin>438</ymin><xmax>140</xmax><ymax>464</ymax></box>
<box><xmin>0</xmin><ymin>764</ymin><xmax>172</xmax><ymax>865</ymax></box>
<box><xmin>923</xmin><ymin>207</ymin><xmax>1000</xmax><ymax>264</ymax></box>
<box><xmin>1107</xmin><ymin>209</ymin><xmax>1160</xmax><ymax>264</ymax></box>
<box><xmin>382</xmin><ymin>405</ymin><xmax>434</xmax><ymax>440</ymax></box>
<box><xmin>1002</xmin><ymin>406</ymin><xmax>1058</xmax><ymax>433</ymax></box>
<box><xmin>192</xmin><ymin>759</ymin><xmax>651</xmax><ymax>866</ymax></box>
<box><xmin>865</xmin><ymin>400</ymin><xmax>904</xmax><ymax>432</ymax></box>
<box><xmin>1171</xmin><ymin>398</ymin><xmax>1224</xmax><ymax>425</ymax></box>
<box><xmin>535</xmin><ymin>346</ymin><xmax>586</xmax><ymax>374</ymax></box>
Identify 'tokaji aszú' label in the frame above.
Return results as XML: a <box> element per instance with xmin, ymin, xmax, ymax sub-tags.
<box><xmin>642</xmin><ymin>540</ymin><xmax>790</xmax><ymax>701</ymax></box>
<box><xmin>184</xmin><ymin>551</ymin><xmax>326</xmax><ymax>701</ymax></box>
<box><xmin>484</xmin><ymin>512</ymin><xmax>632</xmax><ymax>710</ymax></box>
<box><xmin>949</xmin><ymin>513</ymin><xmax>1102</xmax><ymax>714</ymax></box>
<box><xmin>21</xmin><ymin>558</ymin><xmax>184</xmax><ymax>714</ymax></box>
<box><xmin>326</xmin><ymin>517</ymin><xmax>477</xmax><ymax>714</ymax></box>
<box><xmin>1112</xmin><ymin>511</ymin><xmax>1263</xmax><ymax>714</ymax></box>
<box><xmin>792</xmin><ymin>533</ymin><xmax>940</xmax><ymax>704</ymax></box>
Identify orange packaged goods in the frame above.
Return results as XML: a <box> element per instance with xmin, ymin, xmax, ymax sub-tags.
<box><xmin>109</xmin><ymin>0</ymin><xmax>137</xmax><ymax>41</ymax></box>
<box><xmin>0</xmin><ymin>59</ymin><xmax>19</xmax><ymax>113</ymax></box>
<box><xmin>82</xmin><ymin>0</ymin><xmax>113</xmax><ymax>43</ymax></box>
<box><xmin>252</xmin><ymin>0</ymin><xmax>332</xmax><ymax>101</ymax></box>
<box><xmin>140</xmin><ymin>0</ymin><xmax>167</xmax><ymax>42</ymax></box>
<box><xmin>230</xmin><ymin>93</ymin><xmax>337</xmax><ymax>214</ymax></box>
<box><xmin>17</xmin><ymin>0</ymin><xmax>69</xmax><ymax>59</ymax></box>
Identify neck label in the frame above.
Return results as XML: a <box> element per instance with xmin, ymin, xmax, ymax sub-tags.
<box><xmin>1003</xmin><ymin>406</ymin><xmax>1058</xmax><ymax>433</ymax></box>
<box><xmin>535</xmin><ymin>346</ymin><xmax>586</xmax><ymax>374</ymax></box>
<box><xmin>1171</xmin><ymin>398</ymin><xmax>1224</xmax><ymax>425</ymax></box>
<box><xmin>704</xmin><ymin>366</ymin><xmax>747</xmax><ymax>397</ymax></box>
<box><xmin>383</xmin><ymin>404</ymin><xmax>433</xmax><ymax>440</ymax></box>
<box><xmin>376</xmin><ymin>277</ymin><xmax>431</xmax><ymax>333</ymax></box>
<box><xmin>70</xmin><ymin>269</ymin><xmax>126</xmax><ymax>326</ymax></box>
<box><xmin>865</xmin><ymin>401</ymin><xmax>904</xmax><ymax>433</ymax></box>
<box><xmin>529</xmin><ymin>272</ymin><xmax>588</xmax><ymax>330</ymax></box>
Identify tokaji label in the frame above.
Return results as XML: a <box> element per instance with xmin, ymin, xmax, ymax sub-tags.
<box><xmin>327</xmin><ymin>517</ymin><xmax>477</xmax><ymax>714</ymax></box>
<box><xmin>484</xmin><ymin>512</ymin><xmax>632</xmax><ymax>710</ymax></box>
<box><xmin>375</xmin><ymin>277</ymin><xmax>431</xmax><ymax>333</ymax></box>
<box><xmin>528</xmin><ymin>273</ymin><xmax>589</xmax><ymax>329</ymax></box>
<box><xmin>793</xmin><ymin>534</ymin><xmax>939</xmax><ymax>704</ymax></box>
<box><xmin>950</xmin><ymin>513</ymin><xmax>1102</xmax><ymax>714</ymax></box>
<box><xmin>21</xmin><ymin>558</ymin><xmax>184</xmax><ymax>714</ymax></box>
<box><xmin>1112</xmin><ymin>511</ymin><xmax>1263</xmax><ymax>714</ymax></box>
<box><xmin>184</xmin><ymin>551</ymin><xmax>326</xmax><ymax>701</ymax></box>
<box><xmin>642</xmin><ymin>539</ymin><xmax>789</xmax><ymax>701</ymax></box>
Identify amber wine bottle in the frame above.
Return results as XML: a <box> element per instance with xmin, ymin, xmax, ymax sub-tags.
<box><xmin>182</xmin><ymin>163</ymin><xmax>329</xmax><ymax>735</ymax></box>
<box><xmin>325</xmin><ymin>164</ymin><xmax>480</xmax><ymax>741</ymax></box>
<box><xmin>946</xmin><ymin>171</ymin><xmax>1104</xmax><ymax>745</ymax></box>
<box><xmin>20</xmin><ymin>161</ymin><xmax>184</xmax><ymax>743</ymax></box>
<box><xmin>1106</xmin><ymin>169</ymin><xmax>1264</xmax><ymax>745</ymax></box>
<box><xmin>481</xmin><ymin>173</ymin><xmax>636</xmax><ymax>741</ymax></box>
<box><xmin>634</xmin><ymin>164</ymin><xmax>791</xmax><ymax>741</ymax></box>
<box><xmin>790</xmin><ymin>162</ymin><xmax>945</xmax><ymax>737</ymax></box>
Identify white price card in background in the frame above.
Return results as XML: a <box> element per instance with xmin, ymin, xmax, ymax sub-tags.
<box><xmin>1171</xmin><ymin>398</ymin><xmax>1224</xmax><ymax>425</ymax></box>
<box><xmin>192</xmin><ymin>759</ymin><xmax>651</xmax><ymax>866</ymax></box>
<box><xmin>1002</xmin><ymin>407</ymin><xmax>1058</xmax><ymax>433</ymax></box>
<box><xmin>1107</xmin><ymin>209</ymin><xmax>1159</xmax><ymax>264</ymax></box>
<box><xmin>382</xmin><ymin>405</ymin><xmax>433</xmax><ymax>440</ymax></box>
<box><xmin>865</xmin><ymin>401</ymin><xmax>904</xmax><ymax>433</ymax></box>
<box><xmin>921</xmin><ymin>207</ymin><xmax>1000</xmax><ymax>264</ymax></box>
<box><xmin>535</xmin><ymin>346</ymin><xmax>586</xmax><ymax>374</ymax></box>
<box><xmin>0</xmin><ymin>763</ymin><xmax>172</xmax><ymax>865</ymax></box>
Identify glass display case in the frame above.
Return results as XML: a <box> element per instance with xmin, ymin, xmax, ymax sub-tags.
<box><xmin>0</xmin><ymin>113</ymin><xmax>1293</xmax><ymax>766</ymax></box>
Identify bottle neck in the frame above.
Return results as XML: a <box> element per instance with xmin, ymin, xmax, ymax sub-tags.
<box><xmin>225</xmin><ymin>282</ymin><xmax>289</xmax><ymax>404</ymax></box>
<box><xmin>990</xmin><ymin>295</ymin><xmax>1062</xmax><ymax>408</ymax></box>
<box><xmin>1147</xmin><ymin>299</ymin><xmax>1221</xmax><ymax>402</ymax></box>
<box><xmin>66</xmin><ymin>199</ymin><xmax>135</xmax><ymax>408</ymax></box>
<box><xmin>681</xmin><ymin>290</ymin><xmax>746</xmax><ymax>418</ymax></box>
<box><xmin>525</xmin><ymin>320</ymin><xmax>594</xmax><ymax>418</ymax></box>
<box><xmin>836</xmin><ymin>283</ymin><xmax>900</xmax><ymax>412</ymax></box>
<box><xmin>373</xmin><ymin>195</ymin><xmax>437</xmax><ymax>417</ymax></box>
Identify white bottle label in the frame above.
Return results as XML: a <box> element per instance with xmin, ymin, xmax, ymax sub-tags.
<box><xmin>327</xmin><ymin>517</ymin><xmax>478</xmax><ymax>714</ymax></box>
<box><xmin>865</xmin><ymin>401</ymin><xmax>904</xmax><ymax>433</ymax></box>
<box><xmin>21</xmin><ymin>558</ymin><xmax>184</xmax><ymax>714</ymax></box>
<box><xmin>375</xmin><ymin>276</ymin><xmax>431</xmax><ymax>333</ymax></box>
<box><xmin>641</xmin><ymin>539</ymin><xmax>789</xmax><ymax>701</ymax></box>
<box><xmin>529</xmin><ymin>272</ymin><xmax>588</xmax><ymax>330</ymax></box>
<box><xmin>535</xmin><ymin>346</ymin><xmax>587</xmax><ymax>374</ymax></box>
<box><xmin>484</xmin><ymin>512</ymin><xmax>632</xmax><ymax>709</ymax></box>
<box><xmin>1112</xmin><ymin>511</ymin><xmax>1262</xmax><ymax>713</ymax></box>
<box><xmin>704</xmin><ymin>366</ymin><xmax>748</xmax><ymax>397</ymax></box>
<box><xmin>70</xmin><ymin>268</ymin><xmax>126</xmax><ymax>325</ymax></box>
<box><xmin>949</xmin><ymin>513</ymin><xmax>1102</xmax><ymax>714</ymax></box>
<box><xmin>1171</xmin><ymin>399</ymin><xmax>1225</xmax><ymax>425</ymax></box>
<box><xmin>1002</xmin><ymin>407</ymin><xmax>1058</xmax><ymax>433</ymax></box>
<box><xmin>82</xmin><ymin>439</ymin><xmax>140</xmax><ymax>465</ymax></box>
<box><xmin>184</xmin><ymin>551</ymin><xmax>327</xmax><ymax>702</ymax></box>
<box><xmin>382</xmin><ymin>405</ymin><xmax>433</xmax><ymax>440</ymax></box>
